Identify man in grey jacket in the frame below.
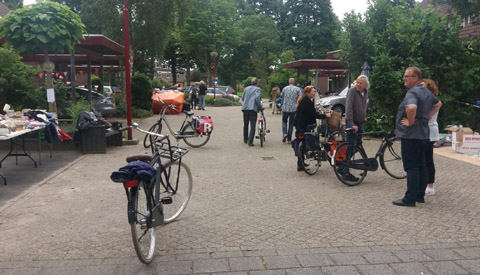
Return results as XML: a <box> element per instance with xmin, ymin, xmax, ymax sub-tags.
<box><xmin>242</xmin><ymin>77</ymin><xmax>263</xmax><ymax>146</ymax></box>
<box><xmin>341</xmin><ymin>75</ymin><xmax>370</xmax><ymax>182</ymax></box>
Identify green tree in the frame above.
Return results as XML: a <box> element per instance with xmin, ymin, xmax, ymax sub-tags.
<box><xmin>238</xmin><ymin>14</ymin><xmax>281</xmax><ymax>87</ymax></box>
<box><xmin>1</xmin><ymin>0</ymin><xmax>22</xmax><ymax>9</ymax></box>
<box><xmin>281</xmin><ymin>0</ymin><xmax>340</xmax><ymax>59</ymax></box>
<box><xmin>0</xmin><ymin>45</ymin><xmax>39</xmax><ymax>110</ymax></box>
<box><xmin>177</xmin><ymin>0</ymin><xmax>241</xmax><ymax>85</ymax></box>
<box><xmin>131</xmin><ymin>73</ymin><xmax>152</xmax><ymax>111</ymax></box>
<box><xmin>433</xmin><ymin>0</ymin><xmax>480</xmax><ymax>18</ymax></box>
<box><xmin>340</xmin><ymin>0</ymin><xmax>478</xmax><ymax>130</ymax></box>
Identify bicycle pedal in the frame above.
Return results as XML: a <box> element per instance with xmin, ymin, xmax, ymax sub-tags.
<box><xmin>161</xmin><ymin>197</ymin><xmax>173</xmax><ymax>204</ymax></box>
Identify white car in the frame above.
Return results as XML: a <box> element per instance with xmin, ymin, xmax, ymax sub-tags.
<box><xmin>317</xmin><ymin>86</ymin><xmax>349</xmax><ymax>114</ymax></box>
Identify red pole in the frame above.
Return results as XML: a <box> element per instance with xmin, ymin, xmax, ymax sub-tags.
<box><xmin>123</xmin><ymin>0</ymin><xmax>133</xmax><ymax>140</ymax></box>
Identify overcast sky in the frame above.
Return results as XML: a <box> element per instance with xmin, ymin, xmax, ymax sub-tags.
<box><xmin>331</xmin><ymin>0</ymin><xmax>370</xmax><ymax>20</ymax></box>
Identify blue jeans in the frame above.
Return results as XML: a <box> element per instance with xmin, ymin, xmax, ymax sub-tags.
<box><xmin>198</xmin><ymin>95</ymin><xmax>205</xmax><ymax>110</ymax></box>
<box><xmin>243</xmin><ymin>110</ymin><xmax>257</xmax><ymax>144</ymax></box>
<box><xmin>282</xmin><ymin>111</ymin><xmax>295</xmax><ymax>141</ymax></box>
<box><xmin>401</xmin><ymin>138</ymin><xmax>429</xmax><ymax>203</ymax></box>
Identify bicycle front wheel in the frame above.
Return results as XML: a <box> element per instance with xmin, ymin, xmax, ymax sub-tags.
<box><xmin>381</xmin><ymin>137</ymin><xmax>406</xmax><ymax>179</ymax></box>
<box><xmin>130</xmin><ymin>184</ymin><xmax>156</xmax><ymax>264</ymax></box>
<box><xmin>143</xmin><ymin>122</ymin><xmax>162</xmax><ymax>149</ymax></box>
<box><xmin>300</xmin><ymin>141</ymin><xmax>320</xmax><ymax>175</ymax></box>
<box><xmin>162</xmin><ymin>162</ymin><xmax>193</xmax><ymax>223</ymax></box>
<box><xmin>182</xmin><ymin>122</ymin><xmax>211</xmax><ymax>148</ymax></box>
<box><xmin>333</xmin><ymin>142</ymin><xmax>367</xmax><ymax>186</ymax></box>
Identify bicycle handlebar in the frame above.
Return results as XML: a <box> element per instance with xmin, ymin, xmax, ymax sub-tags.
<box><xmin>131</xmin><ymin>123</ymin><xmax>169</xmax><ymax>143</ymax></box>
<box><xmin>156</xmin><ymin>97</ymin><xmax>178</xmax><ymax>110</ymax></box>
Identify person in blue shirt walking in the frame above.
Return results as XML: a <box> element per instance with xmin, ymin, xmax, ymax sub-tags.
<box><xmin>241</xmin><ymin>77</ymin><xmax>263</xmax><ymax>146</ymax></box>
<box><xmin>280</xmin><ymin>78</ymin><xmax>303</xmax><ymax>143</ymax></box>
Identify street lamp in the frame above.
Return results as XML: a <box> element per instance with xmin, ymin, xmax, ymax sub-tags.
<box><xmin>123</xmin><ymin>0</ymin><xmax>133</xmax><ymax>140</ymax></box>
<box><xmin>210</xmin><ymin>51</ymin><xmax>218</xmax><ymax>100</ymax></box>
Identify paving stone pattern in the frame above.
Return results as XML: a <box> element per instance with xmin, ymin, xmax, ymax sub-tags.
<box><xmin>0</xmin><ymin>105</ymin><xmax>479</xmax><ymax>274</ymax></box>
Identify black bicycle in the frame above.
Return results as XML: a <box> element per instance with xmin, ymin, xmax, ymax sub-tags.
<box><xmin>297</xmin><ymin>121</ymin><xmax>346</xmax><ymax>176</ymax></box>
<box><xmin>112</xmin><ymin>123</ymin><xmax>192</xmax><ymax>264</ymax></box>
<box><xmin>332</xmin><ymin>117</ymin><xmax>406</xmax><ymax>186</ymax></box>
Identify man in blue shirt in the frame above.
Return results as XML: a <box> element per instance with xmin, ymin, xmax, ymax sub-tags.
<box><xmin>242</xmin><ymin>77</ymin><xmax>263</xmax><ymax>146</ymax></box>
<box><xmin>280</xmin><ymin>78</ymin><xmax>303</xmax><ymax>143</ymax></box>
<box><xmin>393</xmin><ymin>67</ymin><xmax>442</xmax><ymax>207</ymax></box>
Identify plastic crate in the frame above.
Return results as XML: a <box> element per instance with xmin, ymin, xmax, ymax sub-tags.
<box><xmin>80</xmin><ymin>126</ymin><xmax>106</xmax><ymax>153</ymax></box>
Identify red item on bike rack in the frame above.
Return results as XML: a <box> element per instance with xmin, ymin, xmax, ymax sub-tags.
<box><xmin>123</xmin><ymin>180</ymin><xmax>139</xmax><ymax>188</ymax></box>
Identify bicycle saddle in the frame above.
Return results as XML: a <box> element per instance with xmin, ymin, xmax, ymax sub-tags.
<box><xmin>126</xmin><ymin>154</ymin><xmax>153</xmax><ymax>163</ymax></box>
<box><xmin>307</xmin><ymin>123</ymin><xmax>317</xmax><ymax>130</ymax></box>
<box><xmin>183</xmin><ymin>110</ymin><xmax>194</xmax><ymax>117</ymax></box>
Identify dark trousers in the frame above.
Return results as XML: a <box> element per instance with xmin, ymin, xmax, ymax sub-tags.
<box><xmin>401</xmin><ymin>138</ymin><xmax>429</xmax><ymax>203</ymax></box>
<box><xmin>243</xmin><ymin>110</ymin><xmax>257</xmax><ymax>144</ymax></box>
<box><xmin>190</xmin><ymin>95</ymin><xmax>197</xmax><ymax>110</ymax></box>
<box><xmin>338</xmin><ymin>121</ymin><xmax>364</xmax><ymax>175</ymax></box>
<box><xmin>282</xmin><ymin>111</ymin><xmax>296</xmax><ymax>141</ymax></box>
<box><xmin>425</xmin><ymin>141</ymin><xmax>435</xmax><ymax>184</ymax></box>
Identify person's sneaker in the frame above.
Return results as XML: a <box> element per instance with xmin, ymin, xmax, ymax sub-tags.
<box><xmin>343</xmin><ymin>173</ymin><xmax>359</xmax><ymax>182</ymax></box>
<box><xmin>282</xmin><ymin>135</ymin><xmax>287</xmax><ymax>143</ymax></box>
<box><xmin>425</xmin><ymin>187</ymin><xmax>435</xmax><ymax>196</ymax></box>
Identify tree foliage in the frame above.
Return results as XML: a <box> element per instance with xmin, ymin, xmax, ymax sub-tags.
<box><xmin>0</xmin><ymin>45</ymin><xmax>40</xmax><ymax>110</ymax></box>
<box><xmin>339</xmin><ymin>0</ymin><xmax>480</xmax><ymax>131</ymax></box>
<box><xmin>281</xmin><ymin>0</ymin><xmax>340</xmax><ymax>59</ymax></box>
<box><xmin>0</xmin><ymin>1</ymin><xmax>85</xmax><ymax>55</ymax></box>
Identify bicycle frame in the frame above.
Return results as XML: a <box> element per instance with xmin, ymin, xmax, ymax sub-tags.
<box><xmin>156</xmin><ymin>104</ymin><xmax>193</xmax><ymax>139</ymax></box>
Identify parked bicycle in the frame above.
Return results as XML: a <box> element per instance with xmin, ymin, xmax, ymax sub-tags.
<box><xmin>256</xmin><ymin>109</ymin><xmax>269</xmax><ymax>147</ymax></box>
<box><xmin>296</xmin><ymin>120</ymin><xmax>346</xmax><ymax>175</ymax></box>
<box><xmin>143</xmin><ymin>97</ymin><xmax>212</xmax><ymax>149</ymax></box>
<box><xmin>332</xmin><ymin>116</ymin><xmax>406</xmax><ymax>186</ymax></box>
<box><xmin>112</xmin><ymin>123</ymin><xmax>193</xmax><ymax>264</ymax></box>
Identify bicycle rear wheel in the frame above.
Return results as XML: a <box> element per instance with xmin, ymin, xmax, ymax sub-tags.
<box><xmin>182</xmin><ymin>122</ymin><xmax>211</xmax><ymax>148</ymax></box>
<box><xmin>259</xmin><ymin>121</ymin><xmax>266</xmax><ymax>147</ymax></box>
<box><xmin>143</xmin><ymin>122</ymin><xmax>162</xmax><ymax>149</ymax></box>
<box><xmin>300</xmin><ymin>141</ymin><xmax>321</xmax><ymax>175</ymax></box>
<box><xmin>381</xmin><ymin>137</ymin><xmax>406</xmax><ymax>179</ymax></box>
<box><xmin>333</xmin><ymin>142</ymin><xmax>367</xmax><ymax>186</ymax></box>
<box><xmin>130</xmin><ymin>184</ymin><xmax>156</xmax><ymax>264</ymax></box>
<box><xmin>162</xmin><ymin>162</ymin><xmax>193</xmax><ymax>223</ymax></box>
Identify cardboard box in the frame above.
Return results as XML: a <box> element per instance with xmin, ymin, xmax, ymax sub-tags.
<box><xmin>444</xmin><ymin>126</ymin><xmax>474</xmax><ymax>151</ymax></box>
<box><xmin>461</xmin><ymin>134</ymin><xmax>480</xmax><ymax>155</ymax></box>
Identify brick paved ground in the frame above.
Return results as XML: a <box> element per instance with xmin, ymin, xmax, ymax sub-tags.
<box><xmin>0</xmin><ymin>105</ymin><xmax>479</xmax><ymax>274</ymax></box>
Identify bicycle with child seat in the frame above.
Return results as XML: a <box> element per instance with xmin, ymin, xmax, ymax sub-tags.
<box><xmin>332</xmin><ymin>116</ymin><xmax>406</xmax><ymax>186</ymax></box>
<box><xmin>297</xmin><ymin>120</ymin><xmax>346</xmax><ymax>176</ymax></box>
<box><xmin>113</xmin><ymin>123</ymin><xmax>193</xmax><ymax>264</ymax></box>
<box><xmin>143</xmin><ymin>97</ymin><xmax>211</xmax><ymax>150</ymax></box>
<box><xmin>256</xmin><ymin>109</ymin><xmax>269</xmax><ymax>147</ymax></box>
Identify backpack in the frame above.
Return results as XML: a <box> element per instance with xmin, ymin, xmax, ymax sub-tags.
<box><xmin>190</xmin><ymin>87</ymin><xmax>198</xmax><ymax>96</ymax></box>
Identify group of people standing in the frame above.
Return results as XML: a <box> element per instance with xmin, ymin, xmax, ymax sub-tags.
<box><xmin>189</xmin><ymin>81</ymin><xmax>207</xmax><ymax>111</ymax></box>
<box><xmin>242</xmin><ymin>66</ymin><xmax>442</xmax><ymax>207</ymax></box>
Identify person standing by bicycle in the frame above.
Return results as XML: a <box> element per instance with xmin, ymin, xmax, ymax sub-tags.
<box><xmin>281</xmin><ymin>78</ymin><xmax>303</xmax><ymax>143</ymax></box>
<box><xmin>242</xmin><ymin>77</ymin><xmax>263</xmax><ymax>147</ymax></box>
<box><xmin>340</xmin><ymin>75</ymin><xmax>370</xmax><ymax>181</ymax></box>
<box><xmin>393</xmin><ymin>67</ymin><xmax>442</xmax><ymax>207</ymax></box>
<box><xmin>198</xmin><ymin>81</ymin><xmax>207</xmax><ymax>110</ymax></box>
<box><xmin>294</xmin><ymin>86</ymin><xmax>330</xmax><ymax>171</ymax></box>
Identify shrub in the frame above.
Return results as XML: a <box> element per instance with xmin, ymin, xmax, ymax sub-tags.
<box><xmin>151</xmin><ymin>78</ymin><xmax>169</xmax><ymax>89</ymax></box>
<box><xmin>132</xmin><ymin>107</ymin><xmax>152</xmax><ymax>118</ymax></box>
<box><xmin>131</xmin><ymin>73</ymin><xmax>152</xmax><ymax>111</ymax></box>
<box><xmin>205</xmin><ymin>96</ymin><xmax>241</xmax><ymax>106</ymax></box>
<box><xmin>66</xmin><ymin>100</ymin><xmax>94</xmax><ymax>126</ymax></box>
